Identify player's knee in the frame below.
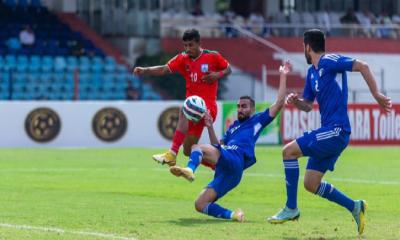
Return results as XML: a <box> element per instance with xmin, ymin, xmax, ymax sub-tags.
<box><xmin>282</xmin><ymin>145</ymin><xmax>294</xmax><ymax>159</ymax></box>
<box><xmin>194</xmin><ymin>199</ymin><xmax>205</xmax><ymax>213</ymax></box>
<box><xmin>303</xmin><ymin>179</ymin><xmax>319</xmax><ymax>193</ymax></box>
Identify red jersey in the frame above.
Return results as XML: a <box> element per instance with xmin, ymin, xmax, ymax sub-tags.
<box><xmin>167</xmin><ymin>49</ymin><xmax>229</xmax><ymax>106</ymax></box>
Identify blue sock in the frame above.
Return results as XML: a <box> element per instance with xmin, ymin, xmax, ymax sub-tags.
<box><xmin>202</xmin><ymin>203</ymin><xmax>232</xmax><ymax>220</ymax></box>
<box><xmin>187</xmin><ymin>148</ymin><xmax>203</xmax><ymax>173</ymax></box>
<box><xmin>315</xmin><ymin>181</ymin><xmax>355</xmax><ymax>212</ymax></box>
<box><xmin>284</xmin><ymin>159</ymin><xmax>299</xmax><ymax>209</ymax></box>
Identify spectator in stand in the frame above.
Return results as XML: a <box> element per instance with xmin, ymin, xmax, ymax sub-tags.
<box><xmin>221</xmin><ymin>9</ymin><xmax>237</xmax><ymax>38</ymax></box>
<box><xmin>263</xmin><ymin>15</ymin><xmax>275</xmax><ymax>37</ymax></box>
<box><xmin>249</xmin><ymin>10</ymin><xmax>265</xmax><ymax>36</ymax></box>
<box><xmin>191</xmin><ymin>2</ymin><xmax>203</xmax><ymax>16</ymax></box>
<box><xmin>392</xmin><ymin>14</ymin><xmax>400</xmax><ymax>38</ymax></box>
<box><xmin>376</xmin><ymin>11</ymin><xmax>397</xmax><ymax>39</ymax></box>
<box><xmin>19</xmin><ymin>25</ymin><xmax>35</xmax><ymax>48</ymax></box>
<box><xmin>340</xmin><ymin>8</ymin><xmax>360</xmax><ymax>37</ymax></box>
<box><xmin>125</xmin><ymin>81</ymin><xmax>140</xmax><ymax>100</ymax></box>
<box><xmin>318</xmin><ymin>6</ymin><xmax>331</xmax><ymax>36</ymax></box>
<box><xmin>358</xmin><ymin>8</ymin><xmax>376</xmax><ymax>38</ymax></box>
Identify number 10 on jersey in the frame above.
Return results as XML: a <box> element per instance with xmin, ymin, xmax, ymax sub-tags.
<box><xmin>190</xmin><ymin>72</ymin><xmax>198</xmax><ymax>82</ymax></box>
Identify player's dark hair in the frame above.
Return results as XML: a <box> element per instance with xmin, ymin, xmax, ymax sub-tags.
<box><xmin>304</xmin><ymin>29</ymin><xmax>325</xmax><ymax>52</ymax></box>
<box><xmin>182</xmin><ymin>29</ymin><xmax>200</xmax><ymax>42</ymax></box>
<box><xmin>240</xmin><ymin>96</ymin><xmax>255</xmax><ymax>108</ymax></box>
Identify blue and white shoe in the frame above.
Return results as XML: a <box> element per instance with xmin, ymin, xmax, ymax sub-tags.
<box><xmin>352</xmin><ymin>200</ymin><xmax>367</xmax><ymax>235</ymax></box>
<box><xmin>267</xmin><ymin>207</ymin><xmax>300</xmax><ymax>224</ymax></box>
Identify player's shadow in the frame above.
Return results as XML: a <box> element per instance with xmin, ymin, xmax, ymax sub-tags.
<box><xmin>168</xmin><ymin>218</ymin><xmax>255</xmax><ymax>226</ymax></box>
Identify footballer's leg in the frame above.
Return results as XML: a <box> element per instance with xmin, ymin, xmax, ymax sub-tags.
<box><xmin>194</xmin><ymin>159</ymin><xmax>244</xmax><ymax>222</ymax></box>
<box><xmin>170</xmin><ymin>144</ymin><xmax>219</xmax><ymax>182</ymax></box>
<box><xmin>183</xmin><ymin>135</ymin><xmax>199</xmax><ymax>156</ymax></box>
<box><xmin>152</xmin><ymin>108</ymin><xmax>188</xmax><ymax>166</ymax></box>
<box><xmin>184</xmin><ymin>121</ymin><xmax>216</xmax><ymax>170</ymax></box>
<box><xmin>268</xmin><ymin>139</ymin><xmax>302</xmax><ymax>223</ymax></box>
<box><xmin>195</xmin><ymin>188</ymin><xmax>243</xmax><ymax>222</ymax></box>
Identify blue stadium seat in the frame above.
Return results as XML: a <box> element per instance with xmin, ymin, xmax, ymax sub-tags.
<box><xmin>28</xmin><ymin>63</ymin><xmax>41</xmax><ymax>72</ymax></box>
<box><xmin>79</xmin><ymin>62</ymin><xmax>90</xmax><ymax>72</ymax></box>
<box><xmin>39</xmin><ymin>72</ymin><xmax>52</xmax><ymax>82</ymax></box>
<box><xmin>17</xmin><ymin>55</ymin><xmax>28</xmax><ymax>63</ymax></box>
<box><xmin>1</xmin><ymin>71</ymin><xmax>11</xmax><ymax>83</ymax></box>
<box><xmin>54</xmin><ymin>56</ymin><xmax>67</xmax><ymax>72</ymax></box>
<box><xmin>66</xmin><ymin>56</ymin><xmax>78</xmax><ymax>72</ymax></box>
<box><xmin>30</xmin><ymin>55</ymin><xmax>41</xmax><ymax>64</ymax></box>
<box><xmin>79</xmin><ymin>56</ymin><xmax>90</xmax><ymax>64</ymax></box>
<box><xmin>13</xmin><ymin>72</ymin><xmax>28</xmax><ymax>83</ymax></box>
<box><xmin>116</xmin><ymin>64</ymin><xmax>128</xmax><ymax>73</ymax></box>
<box><xmin>91</xmin><ymin>62</ymin><xmax>103</xmax><ymax>73</ymax></box>
<box><xmin>41</xmin><ymin>56</ymin><xmax>54</xmax><ymax>72</ymax></box>
<box><xmin>102</xmin><ymin>73</ymin><xmax>115</xmax><ymax>83</ymax></box>
<box><xmin>27</xmin><ymin>72</ymin><xmax>40</xmax><ymax>83</ymax></box>
<box><xmin>92</xmin><ymin>56</ymin><xmax>103</xmax><ymax>64</ymax></box>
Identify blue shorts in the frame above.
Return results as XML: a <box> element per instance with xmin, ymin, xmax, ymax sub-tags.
<box><xmin>207</xmin><ymin>145</ymin><xmax>244</xmax><ymax>199</ymax></box>
<box><xmin>296</xmin><ymin>126</ymin><xmax>350</xmax><ymax>173</ymax></box>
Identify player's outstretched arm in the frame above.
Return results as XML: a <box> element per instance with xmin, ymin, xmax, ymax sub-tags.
<box><xmin>352</xmin><ymin>60</ymin><xmax>392</xmax><ymax>113</ymax></box>
<box><xmin>269</xmin><ymin>61</ymin><xmax>290</xmax><ymax>117</ymax></box>
<box><xmin>133</xmin><ymin>65</ymin><xmax>171</xmax><ymax>77</ymax></box>
<box><xmin>204</xmin><ymin>111</ymin><xmax>219</xmax><ymax>145</ymax></box>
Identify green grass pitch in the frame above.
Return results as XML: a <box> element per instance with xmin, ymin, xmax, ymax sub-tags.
<box><xmin>0</xmin><ymin>147</ymin><xmax>399</xmax><ymax>239</ymax></box>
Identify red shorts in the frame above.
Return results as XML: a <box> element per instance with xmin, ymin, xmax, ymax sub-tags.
<box><xmin>187</xmin><ymin>102</ymin><xmax>217</xmax><ymax>138</ymax></box>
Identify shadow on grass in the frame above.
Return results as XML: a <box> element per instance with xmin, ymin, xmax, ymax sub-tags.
<box><xmin>167</xmin><ymin>217</ymin><xmax>256</xmax><ymax>226</ymax></box>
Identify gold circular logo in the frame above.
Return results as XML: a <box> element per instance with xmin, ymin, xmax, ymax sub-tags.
<box><xmin>158</xmin><ymin>107</ymin><xmax>180</xmax><ymax>140</ymax></box>
<box><xmin>25</xmin><ymin>107</ymin><xmax>61</xmax><ymax>142</ymax></box>
<box><xmin>92</xmin><ymin>107</ymin><xmax>127</xmax><ymax>142</ymax></box>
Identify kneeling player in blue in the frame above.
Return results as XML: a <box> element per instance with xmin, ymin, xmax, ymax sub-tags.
<box><xmin>169</xmin><ymin>61</ymin><xmax>291</xmax><ymax>222</ymax></box>
<box><xmin>267</xmin><ymin>29</ymin><xmax>392</xmax><ymax>235</ymax></box>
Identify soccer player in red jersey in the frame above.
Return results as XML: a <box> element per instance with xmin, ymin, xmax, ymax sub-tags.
<box><xmin>133</xmin><ymin>29</ymin><xmax>231</xmax><ymax>168</ymax></box>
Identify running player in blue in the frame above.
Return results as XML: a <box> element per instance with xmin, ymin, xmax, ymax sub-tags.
<box><xmin>268</xmin><ymin>29</ymin><xmax>392</xmax><ymax>235</ymax></box>
<box><xmin>169</xmin><ymin>61</ymin><xmax>291</xmax><ymax>222</ymax></box>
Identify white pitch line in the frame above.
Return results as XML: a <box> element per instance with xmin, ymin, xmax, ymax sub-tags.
<box><xmin>154</xmin><ymin>168</ymin><xmax>400</xmax><ymax>185</ymax></box>
<box><xmin>0</xmin><ymin>223</ymin><xmax>137</xmax><ymax>240</ymax></box>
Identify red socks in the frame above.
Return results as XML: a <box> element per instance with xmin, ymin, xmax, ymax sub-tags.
<box><xmin>170</xmin><ymin>130</ymin><xmax>185</xmax><ymax>155</ymax></box>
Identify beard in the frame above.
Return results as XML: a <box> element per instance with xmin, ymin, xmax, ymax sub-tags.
<box><xmin>305</xmin><ymin>51</ymin><xmax>312</xmax><ymax>64</ymax></box>
<box><xmin>237</xmin><ymin>113</ymin><xmax>250</xmax><ymax>122</ymax></box>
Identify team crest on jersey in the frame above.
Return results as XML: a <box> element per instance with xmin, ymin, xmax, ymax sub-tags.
<box><xmin>319</xmin><ymin>68</ymin><xmax>324</xmax><ymax>77</ymax></box>
<box><xmin>201</xmin><ymin>64</ymin><xmax>209</xmax><ymax>73</ymax></box>
<box><xmin>185</xmin><ymin>64</ymin><xmax>190</xmax><ymax>72</ymax></box>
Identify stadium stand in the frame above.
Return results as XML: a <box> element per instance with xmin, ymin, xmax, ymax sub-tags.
<box><xmin>0</xmin><ymin>0</ymin><xmax>161</xmax><ymax>100</ymax></box>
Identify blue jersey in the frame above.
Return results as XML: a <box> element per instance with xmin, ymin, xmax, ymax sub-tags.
<box><xmin>221</xmin><ymin>109</ymin><xmax>274</xmax><ymax>169</ymax></box>
<box><xmin>303</xmin><ymin>54</ymin><xmax>355</xmax><ymax>132</ymax></box>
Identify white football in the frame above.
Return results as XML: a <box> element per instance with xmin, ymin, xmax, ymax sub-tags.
<box><xmin>182</xmin><ymin>95</ymin><xmax>207</xmax><ymax>122</ymax></box>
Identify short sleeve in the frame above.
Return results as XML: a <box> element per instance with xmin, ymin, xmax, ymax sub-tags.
<box><xmin>214</xmin><ymin>53</ymin><xmax>229</xmax><ymax>71</ymax></box>
<box><xmin>167</xmin><ymin>54</ymin><xmax>184</xmax><ymax>73</ymax></box>
<box><xmin>325</xmin><ymin>54</ymin><xmax>355</xmax><ymax>72</ymax></box>
<box><xmin>303</xmin><ymin>73</ymin><xmax>315</xmax><ymax>102</ymax></box>
<box><xmin>258</xmin><ymin>108</ymin><xmax>274</xmax><ymax>127</ymax></box>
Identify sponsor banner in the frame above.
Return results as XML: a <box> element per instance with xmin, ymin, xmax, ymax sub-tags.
<box><xmin>0</xmin><ymin>101</ymin><xmax>222</xmax><ymax>148</ymax></box>
<box><xmin>222</xmin><ymin>102</ymin><xmax>280</xmax><ymax>144</ymax></box>
<box><xmin>281</xmin><ymin>104</ymin><xmax>400</xmax><ymax>145</ymax></box>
